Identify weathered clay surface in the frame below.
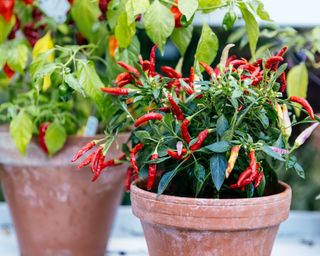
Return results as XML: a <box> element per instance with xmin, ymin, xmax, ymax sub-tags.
<box><xmin>0</xmin><ymin>132</ymin><xmax>129</xmax><ymax>256</ymax></box>
<box><xmin>131</xmin><ymin>180</ymin><xmax>292</xmax><ymax>256</ymax></box>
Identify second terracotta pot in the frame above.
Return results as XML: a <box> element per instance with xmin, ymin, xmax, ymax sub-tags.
<box><xmin>0</xmin><ymin>132</ymin><xmax>128</xmax><ymax>256</ymax></box>
<box><xmin>131</xmin><ymin>180</ymin><xmax>292</xmax><ymax>256</ymax></box>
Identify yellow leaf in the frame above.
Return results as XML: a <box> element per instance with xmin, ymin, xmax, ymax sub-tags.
<box><xmin>287</xmin><ymin>63</ymin><xmax>309</xmax><ymax>117</ymax></box>
<box><xmin>42</xmin><ymin>75</ymin><xmax>51</xmax><ymax>91</ymax></box>
<box><xmin>32</xmin><ymin>32</ymin><xmax>54</xmax><ymax>61</ymax></box>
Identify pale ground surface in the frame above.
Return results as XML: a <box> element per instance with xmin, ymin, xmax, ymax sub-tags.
<box><xmin>0</xmin><ymin>203</ymin><xmax>319</xmax><ymax>256</ymax></box>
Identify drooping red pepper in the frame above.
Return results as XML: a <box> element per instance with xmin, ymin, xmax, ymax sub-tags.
<box><xmin>170</xmin><ymin>0</ymin><xmax>182</xmax><ymax>28</ymax></box>
<box><xmin>130</xmin><ymin>143</ymin><xmax>143</xmax><ymax>175</ymax></box>
<box><xmin>189</xmin><ymin>67</ymin><xmax>194</xmax><ymax>87</ymax></box>
<box><xmin>125</xmin><ymin>167</ymin><xmax>134</xmax><ymax>192</ymax></box>
<box><xmin>23</xmin><ymin>0</ymin><xmax>33</xmax><ymax>5</ymax></box>
<box><xmin>289</xmin><ymin>96</ymin><xmax>315</xmax><ymax>120</ymax></box>
<box><xmin>139</xmin><ymin>55</ymin><xmax>151</xmax><ymax>71</ymax></box>
<box><xmin>90</xmin><ymin>146</ymin><xmax>103</xmax><ymax>173</ymax></box>
<box><xmin>225</xmin><ymin>145</ymin><xmax>241</xmax><ymax>178</ymax></box>
<box><xmin>38</xmin><ymin>122</ymin><xmax>50</xmax><ymax>154</ymax></box>
<box><xmin>99</xmin><ymin>0</ymin><xmax>110</xmax><ymax>15</ymax></box>
<box><xmin>181</xmin><ymin>118</ymin><xmax>191</xmax><ymax>144</ymax></box>
<box><xmin>147</xmin><ymin>153</ymin><xmax>158</xmax><ymax>190</ymax></box>
<box><xmin>199</xmin><ymin>61</ymin><xmax>215</xmax><ymax>77</ymax></box>
<box><xmin>167</xmin><ymin>93</ymin><xmax>184</xmax><ymax>121</ymax></box>
<box><xmin>3</xmin><ymin>63</ymin><xmax>14</xmax><ymax>79</ymax></box>
<box><xmin>190</xmin><ymin>129</ymin><xmax>209</xmax><ymax>151</ymax></box>
<box><xmin>71</xmin><ymin>141</ymin><xmax>96</xmax><ymax>162</ymax></box>
<box><xmin>167</xmin><ymin>148</ymin><xmax>187</xmax><ymax>160</ymax></box>
<box><xmin>91</xmin><ymin>153</ymin><xmax>106</xmax><ymax>182</ymax></box>
<box><xmin>0</xmin><ymin>0</ymin><xmax>15</xmax><ymax>23</ymax></box>
<box><xmin>148</xmin><ymin>45</ymin><xmax>157</xmax><ymax>77</ymax></box>
<box><xmin>23</xmin><ymin>24</ymin><xmax>41</xmax><ymax>47</ymax></box>
<box><xmin>77</xmin><ymin>151</ymin><xmax>96</xmax><ymax>170</ymax></box>
<box><xmin>8</xmin><ymin>16</ymin><xmax>20</xmax><ymax>39</ymax></box>
<box><xmin>115</xmin><ymin>72</ymin><xmax>132</xmax><ymax>87</ymax></box>
<box><xmin>134</xmin><ymin>112</ymin><xmax>163</xmax><ymax>127</ymax></box>
<box><xmin>265</xmin><ymin>56</ymin><xmax>284</xmax><ymax>70</ymax></box>
<box><xmin>160</xmin><ymin>66</ymin><xmax>181</xmax><ymax>79</ymax></box>
<box><xmin>229</xmin><ymin>59</ymin><xmax>247</xmax><ymax>67</ymax></box>
<box><xmin>279</xmin><ymin>72</ymin><xmax>286</xmax><ymax>93</ymax></box>
<box><xmin>254</xmin><ymin>171</ymin><xmax>264</xmax><ymax>188</ymax></box>
<box><xmin>117</xmin><ymin>62</ymin><xmax>140</xmax><ymax>78</ymax></box>
<box><xmin>159</xmin><ymin>105</ymin><xmax>171</xmax><ymax>113</ymax></box>
<box><xmin>101</xmin><ymin>87</ymin><xmax>132</xmax><ymax>95</ymax></box>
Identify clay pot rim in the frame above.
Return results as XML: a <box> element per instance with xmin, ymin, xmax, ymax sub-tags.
<box><xmin>131</xmin><ymin>179</ymin><xmax>291</xmax><ymax>206</ymax></box>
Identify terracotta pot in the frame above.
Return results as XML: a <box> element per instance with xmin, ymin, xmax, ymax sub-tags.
<box><xmin>0</xmin><ymin>132</ymin><xmax>128</xmax><ymax>256</ymax></box>
<box><xmin>131</xmin><ymin>180</ymin><xmax>292</xmax><ymax>256</ymax></box>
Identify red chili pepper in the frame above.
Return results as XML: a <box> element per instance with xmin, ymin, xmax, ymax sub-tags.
<box><xmin>99</xmin><ymin>0</ymin><xmax>110</xmax><ymax>14</ymax></box>
<box><xmin>125</xmin><ymin>167</ymin><xmax>134</xmax><ymax>192</ymax></box>
<box><xmin>253</xmin><ymin>58</ymin><xmax>262</xmax><ymax>67</ymax></box>
<box><xmin>249</xmin><ymin>150</ymin><xmax>257</xmax><ymax>172</ymax></box>
<box><xmin>139</xmin><ymin>55</ymin><xmax>150</xmax><ymax>71</ymax></box>
<box><xmin>170</xmin><ymin>0</ymin><xmax>182</xmax><ymax>28</ymax></box>
<box><xmin>189</xmin><ymin>67</ymin><xmax>194</xmax><ymax>88</ymax></box>
<box><xmin>8</xmin><ymin>16</ymin><xmax>20</xmax><ymax>39</ymax></box>
<box><xmin>77</xmin><ymin>151</ymin><xmax>96</xmax><ymax>170</ymax></box>
<box><xmin>130</xmin><ymin>143</ymin><xmax>143</xmax><ymax>175</ymax></box>
<box><xmin>3</xmin><ymin>63</ymin><xmax>14</xmax><ymax>79</ymax></box>
<box><xmin>254</xmin><ymin>171</ymin><xmax>264</xmax><ymax>188</ymax></box>
<box><xmin>148</xmin><ymin>45</ymin><xmax>157</xmax><ymax>77</ymax></box>
<box><xmin>71</xmin><ymin>141</ymin><xmax>96</xmax><ymax>162</ymax></box>
<box><xmin>167</xmin><ymin>93</ymin><xmax>184</xmax><ymax>121</ymax></box>
<box><xmin>134</xmin><ymin>112</ymin><xmax>163</xmax><ymax>127</ymax></box>
<box><xmin>117</xmin><ymin>62</ymin><xmax>140</xmax><ymax>78</ymax></box>
<box><xmin>229</xmin><ymin>59</ymin><xmax>247</xmax><ymax>67</ymax></box>
<box><xmin>167</xmin><ymin>149</ymin><xmax>187</xmax><ymax>160</ymax></box>
<box><xmin>237</xmin><ymin>105</ymin><xmax>244</xmax><ymax>112</ymax></box>
<box><xmin>279</xmin><ymin>72</ymin><xmax>286</xmax><ymax>93</ymax></box>
<box><xmin>190</xmin><ymin>129</ymin><xmax>209</xmax><ymax>151</ymax></box>
<box><xmin>251</xmin><ymin>75</ymin><xmax>263</xmax><ymax>86</ymax></box>
<box><xmin>199</xmin><ymin>61</ymin><xmax>215</xmax><ymax>77</ymax></box>
<box><xmin>101</xmin><ymin>87</ymin><xmax>132</xmax><ymax>95</ymax></box>
<box><xmin>289</xmin><ymin>96</ymin><xmax>315</xmax><ymax>120</ymax></box>
<box><xmin>181</xmin><ymin>118</ymin><xmax>191</xmax><ymax>144</ymax></box>
<box><xmin>92</xmin><ymin>153</ymin><xmax>106</xmax><ymax>182</ymax></box>
<box><xmin>147</xmin><ymin>153</ymin><xmax>158</xmax><ymax>190</ymax></box>
<box><xmin>160</xmin><ymin>66</ymin><xmax>181</xmax><ymax>78</ymax></box>
<box><xmin>225</xmin><ymin>145</ymin><xmax>241</xmax><ymax>178</ymax></box>
<box><xmin>0</xmin><ymin>0</ymin><xmax>15</xmax><ymax>23</ymax></box>
<box><xmin>276</xmin><ymin>46</ymin><xmax>288</xmax><ymax>57</ymax></box>
<box><xmin>115</xmin><ymin>72</ymin><xmax>132</xmax><ymax>87</ymax></box>
<box><xmin>159</xmin><ymin>105</ymin><xmax>171</xmax><ymax>113</ymax></box>
<box><xmin>90</xmin><ymin>146</ymin><xmax>103</xmax><ymax>173</ymax></box>
<box><xmin>265</xmin><ymin>56</ymin><xmax>284</xmax><ymax>69</ymax></box>
<box><xmin>23</xmin><ymin>0</ymin><xmax>33</xmax><ymax>5</ymax></box>
<box><xmin>38</xmin><ymin>122</ymin><xmax>50</xmax><ymax>154</ymax></box>
<box><xmin>182</xmin><ymin>82</ymin><xmax>195</xmax><ymax>95</ymax></box>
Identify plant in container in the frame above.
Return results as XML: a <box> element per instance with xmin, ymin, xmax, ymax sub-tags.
<box><xmin>73</xmin><ymin>44</ymin><xmax>319</xmax><ymax>256</ymax></box>
<box><xmin>0</xmin><ymin>1</ymin><xmax>130</xmax><ymax>254</ymax></box>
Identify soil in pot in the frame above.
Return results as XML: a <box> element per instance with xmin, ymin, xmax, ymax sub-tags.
<box><xmin>131</xmin><ymin>179</ymin><xmax>292</xmax><ymax>256</ymax></box>
<box><xmin>0</xmin><ymin>132</ymin><xmax>129</xmax><ymax>256</ymax></box>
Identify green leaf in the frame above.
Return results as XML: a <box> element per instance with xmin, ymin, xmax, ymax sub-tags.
<box><xmin>33</xmin><ymin>63</ymin><xmax>57</xmax><ymax>80</ymax></box>
<box><xmin>257</xmin><ymin>110</ymin><xmax>269</xmax><ymax>129</ymax></box>
<box><xmin>107</xmin><ymin>0</ymin><xmax>126</xmax><ymax>29</ymax></box>
<box><xmin>77</xmin><ymin>61</ymin><xmax>108</xmax><ymax>114</ymax></box>
<box><xmin>148</xmin><ymin>156</ymin><xmax>171</xmax><ymax>164</ymax></box>
<box><xmin>115</xmin><ymin>36</ymin><xmax>140</xmax><ymax>66</ymax></box>
<box><xmin>261</xmin><ymin>145</ymin><xmax>285</xmax><ymax>161</ymax></box>
<box><xmin>178</xmin><ymin>0</ymin><xmax>198</xmax><ymax>21</ymax></box>
<box><xmin>125</xmin><ymin>0</ymin><xmax>150</xmax><ymax>24</ymax></box>
<box><xmin>293</xmin><ymin>162</ymin><xmax>305</xmax><ymax>179</ymax></box>
<box><xmin>194</xmin><ymin>162</ymin><xmax>206</xmax><ymax>196</ymax></box>
<box><xmin>144</xmin><ymin>0</ymin><xmax>175</xmax><ymax>52</ymax></box>
<box><xmin>195</xmin><ymin>23</ymin><xmax>219</xmax><ymax>65</ymax></box>
<box><xmin>44</xmin><ymin>123</ymin><xmax>67</xmax><ymax>156</ymax></box>
<box><xmin>205</xmin><ymin>141</ymin><xmax>230</xmax><ymax>153</ymax></box>
<box><xmin>71</xmin><ymin>0</ymin><xmax>100</xmax><ymax>42</ymax></box>
<box><xmin>238</xmin><ymin>2</ymin><xmax>259</xmax><ymax>57</ymax></box>
<box><xmin>9</xmin><ymin>111</ymin><xmax>33</xmax><ymax>155</ymax></box>
<box><xmin>209</xmin><ymin>153</ymin><xmax>227</xmax><ymax>191</ymax></box>
<box><xmin>217</xmin><ymin>114</ymin><xmax>229</xmax><ymax>136</ymax></box>
<box><xmin>198</xmin><ymin>0</ymin><xmax>221</xmax><ymax>9</ymax></box>
<box><xmin>157</xmin><ymin>170</ymin><xmax>177</xmax><ymax>195</ymax></box>
<box><xmin>134</xmin><ymin>130</ymin><xmax>151</xmax><ymax>141</ymax></box>
<box><xmin>249</xmin><ymin>0</ymin><xmax>272</xmax><ymax>21</ymax></box>
<box><xmin>115</xmin><ymin>12</ymin><xmax>136</xmax><ymax>48</ymax></box>
<box><xmin>64</xmin><ymin>73</ymin><xmax>85</xmax><ymax>96</ymax></box>
<box><xmin>287</xmin><ymin>63</ymin><xmax>308</xmax><ymax>116</ymax></box>
<box><xmin>171</xmin><ymin>26</ymin><xmax>193</xmax><ymax>56</ymax></box>
<box><xmin>7</xmin><ymin>43</ymin><xmax>29</xmax><ymax>73</ymax></box>
<box><xmin>0</xmin><ymin>16</ymin><xmax>15</xmax><ymax>43</ymax></box>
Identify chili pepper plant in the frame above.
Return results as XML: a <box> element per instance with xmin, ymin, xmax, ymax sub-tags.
<box><xmin>73</xmin><ymin>45</ymin><xmax>319</xmax><ymax>198</ymax></box>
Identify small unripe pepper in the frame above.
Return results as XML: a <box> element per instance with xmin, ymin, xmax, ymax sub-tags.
<box><xmin>190</xmin><ymin>129</ymin><xmax>209</xmax><ymax>151</ymax></box>
<box><xmin>289</xmin><ymin>96</ymin><xmax>315</xmax><ymax>120</ymax></box>
<box><xmin>134</xmin><ymin>112</ymin><xmax>163</xmax><ymax>127</ymax></box>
